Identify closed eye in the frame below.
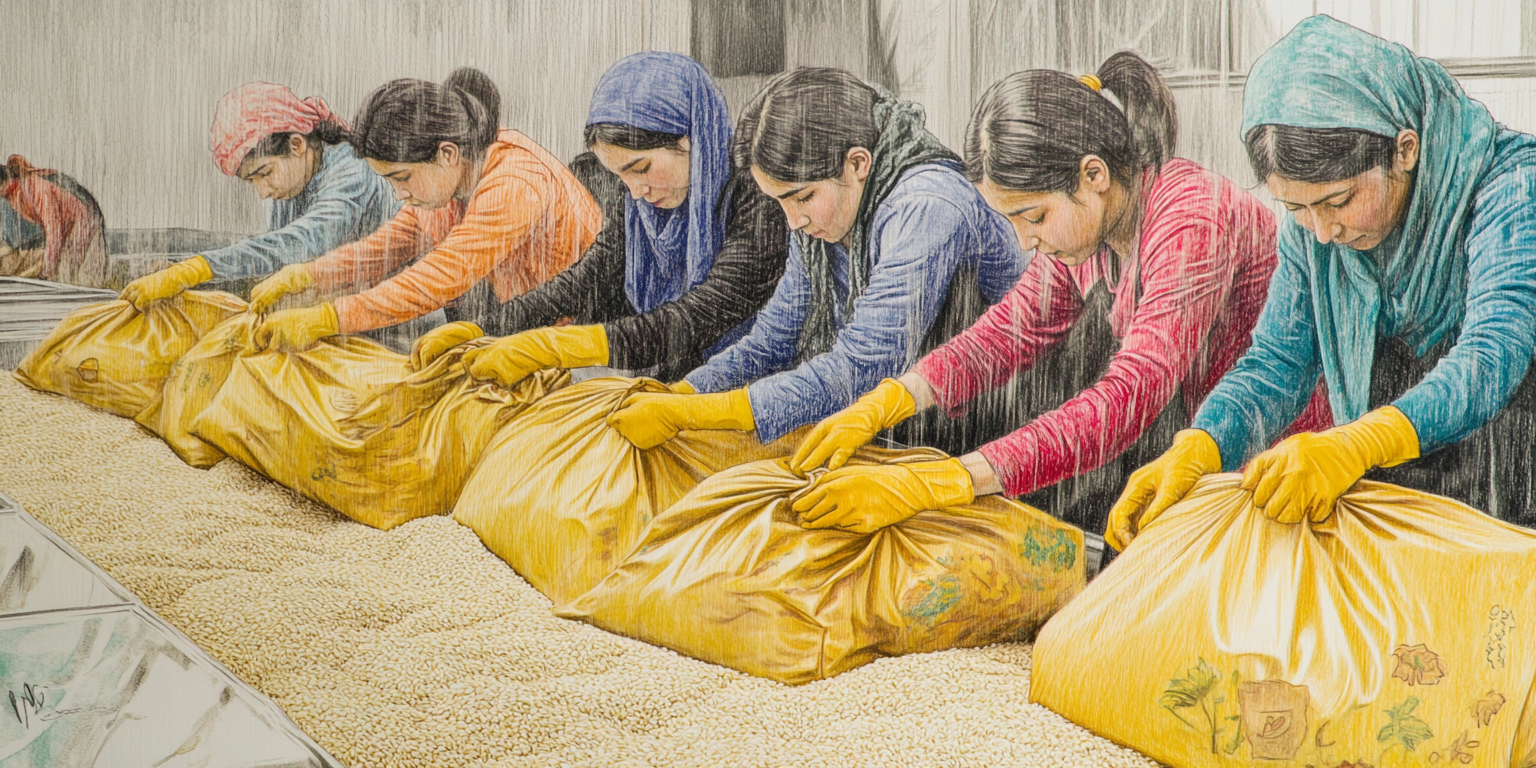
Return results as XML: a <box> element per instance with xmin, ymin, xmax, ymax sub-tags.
<box><xmin>1024</xmin><ymin>215</ymin><xmax>1044</xmax><ymax>225</ymax></box>
<box><xmin>795</xmin><ymin>191</ymin><xmax>815</xmax><ymax>203</ymax></box>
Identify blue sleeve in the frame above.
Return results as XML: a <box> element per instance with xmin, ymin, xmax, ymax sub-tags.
<box><xmin>746</xmin><ymin>193</ymin><xmax>974</xmax><ymax>442</ymax></box>
<box><xmin>1193</xmin><ymin>222</ymin><xmax>1324</xmax><ymax>470</ymax></box>
<box><xmin>1393</xmin><ymin>164</ymin><xmax>1536</xmax><ymax>452</ymax></box>
<box><xmin>199</xmin><ymin>155</ymin><xmax>393</xmax><ymax>279</ymax></box>
<box><xmin>975</xmin><ymin>206</ymin><xmax>1030</xmax><ymax>302</ymax></box>
<box><xmin>684</xmin><ymin>236</ymin><xmax>808</xmax><ymax>394</ymax></box>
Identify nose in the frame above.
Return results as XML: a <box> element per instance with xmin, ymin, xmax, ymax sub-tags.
<box><xmin>1311</xmin><ymin>210</ymin><xmax>1343</xmax><ymax>245</ymax></box>
<box><xmin>625</xmin><ymin>178</ymin><xmax>649</xmax><ymax>200</ymax></box>
<box><xmin>783</xmin><ymin>208</ymin><xmax>811</xmax><ymax>232</ymax></box>
<box><xmin>392</xmin><ymin>184</ymin><xmax>410</xmax><ymax>202</ymax></box>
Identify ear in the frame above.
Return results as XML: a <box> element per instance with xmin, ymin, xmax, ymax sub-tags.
<box><xmin>436</xmin><ymin>141</ymin><xmax>462</xmax><ymax>167</ymax></box>
<box><xmin>1079</xmin><ymin>155</ymin><xmax>1112</xmax><ymax>194</ymax></box>
<box><xmin>1394</xmin><ymin>129</ymin><xmax>1420</xmax><ymax>174</ymax></box>
<box><xmin>844</xmin><ymin>147</ymin><xmax>873</xmax><ymax>183</ymax></box>
<box><xmin>288</xmin><ymin>134</ymin><xmax>309</xmax><ymax>157</ymax></box>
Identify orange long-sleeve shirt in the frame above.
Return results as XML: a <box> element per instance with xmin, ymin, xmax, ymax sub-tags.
<box><xmin>307</xmin><ymin>130</ymin><xmax>601</xmax><ymax>333</ymax></box>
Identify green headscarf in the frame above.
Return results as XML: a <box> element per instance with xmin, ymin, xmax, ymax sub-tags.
<box><xmin>795</xmin><ymin>92</ymin><xmax>960</xmax><ymax>359</ymax></box>
<box><xmin>1241</xmin><ymin>15</ymin><xmax>1499</xmax><ymax>423</ymax></box>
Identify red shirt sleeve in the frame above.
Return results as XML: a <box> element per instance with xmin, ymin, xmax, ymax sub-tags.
<box><xmin>9</xmin><ymin>175</ymin><xmax>91</xmax><ymax>281</ymax></box>
<box><xmin>973</xmin><ymin>172</ymin><xmax>1238</xmax><ymax>497</ymax></box>
<box><xmin>912</xmin><ymin>255</ymin><xmax>1084</xmax><ymax>413</ymax></box>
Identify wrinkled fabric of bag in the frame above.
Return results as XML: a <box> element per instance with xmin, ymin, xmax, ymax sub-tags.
<box><xmin>558</xmin><ymin>448</ymin><xmax>1085</xmax><ymax>685</ymax></box>
<box><xmin>12</xmin><ymin>291</ymin><xmax>247</xmax><ymax>417</ymax></box>
<box><xmin>1031</xmin><ymin>474</ymin><xmax>1536</xmax><ymax>768</ymax></box>
<box><xmin>134</xmin><ymin>313</ymin><xmax>258</xmax><ymax>467</ymax></box>
<box><xmin>192</xmin><ymin>336</ymin><xmax>568</xmax><ymax>530</ymax></box>
<box><xmin>453</xmin><ymin>377</ymin><xmax>801</xmax><ymax>606</ymax></box>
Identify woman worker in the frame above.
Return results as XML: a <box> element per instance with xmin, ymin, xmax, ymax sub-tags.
<box><xmin>119</xmin><ymin>82</ymin><xmax>398</xmax><ymax>308</ymax></box>
<box><xmin>1107</xmin><ymin>15</ymin><xmax>1536</xmax><ymax>550</ymax></box>
<box><xmin>0</xmin><ymin>155</ymin><xmax>107</xmax><ymax>287</ymax></box>
<box><xmin>604</xmin><ymin>67</ymin><xmax>1028</xmax><ymax>452</ymax></box>
<box><xmin>409</xmin><ymin>51</ymin><xmax>789</xmax><ymax>384</ymax></box>
<box><xmin>248</xmin><ymin>68</ymin><xmax>601</xmax><ymax>352</ymax></box>
<box><xmin>787</xmin><ymin>52</ymin><xmax>1329</xmax><ymax>535</ymax></box>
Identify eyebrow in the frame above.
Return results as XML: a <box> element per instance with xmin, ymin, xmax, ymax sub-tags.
<box><xmin>384</xmin><ymin>170</ymin><xmax>411</xmax><ymax>179</ymax></box>
<box><xmin>237</xmin><ymin>162</ymin><xmax>272</xmax><ymax>181</ymax></box>
<box><xmin>1283</xmin><ymin>188</ymin><xmax>1353</xmax><ymax>206</ymax></box>
<box><xmin>1005</xmin><ymin>205</ymin><xmax>1040</xmax><ymax>217</ymax></box>
<box><xmin>619</xmin><ymin>157</ymin><xmax>647</xmax><ymax>173</ymax></box>
<box><xmin>776</xmin><ymin>186</ymin><xmax>808</xmax><ymax>201</ymax></box>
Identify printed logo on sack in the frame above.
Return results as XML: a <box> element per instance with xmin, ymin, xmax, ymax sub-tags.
<box><xmin>74</xmin><ymin>358</ymin><xmax>99</xmax><ymax>383</ymax></box>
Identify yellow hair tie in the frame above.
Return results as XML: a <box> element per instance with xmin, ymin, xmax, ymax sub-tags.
<box><xmin>1079</xmin><ymin>74</ymin><xmax>1102</xmax><ymax>92</ymax></box>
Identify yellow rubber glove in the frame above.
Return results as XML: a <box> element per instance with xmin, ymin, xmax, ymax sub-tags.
<box><xmin>793</xmin><ymin>458</ymin><xmax>975</xmax><ymax>534</ymax></box>
<box><xmin>789</xmin><ymin>378</ymin><xmax>917</xmax><ymax>475</ymax></box>
<box><xmin>1104</xmin><ymin>429</ymin><xmax>1222</xmax><ymax>551</ymax></box>
<box><xmin>119</xmin><ymin>256</ymin><xmax>213</xmax><ymax>310</ymax></box>
<box><xmin>462</xmin><ymin>324</ymin><xmax>610</xmax><ymax>389</ymax></box>
<box><xmin>1241</xmin><ymin>405</ymin><xmax>1419</xmax><ymax>525</ymax></box>
<box><xmin>249</xmin><ymin>263</ymin><xmax>316</xmax><ymax>315</ymax></box>
<box><xmin>606</xmin><ymin>388</ymin><xmax>754</xmax><ymax>449</ymax></box>
<box><xmin>254</xmin><ymin>303</ymin><xmax>339</xmax><ymax>352</ymax></box>
<box><xmin>410</xmin><ymin>321</ymin><xmax>484</xmax><ymax>370</ymax></box>
<box><xmin>669</xmin><ymin>380</ymin><xmax>696</xmax><ymax>394</ymax></box>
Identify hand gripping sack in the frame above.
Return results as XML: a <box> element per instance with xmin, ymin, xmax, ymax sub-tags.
<box><xmin>193</xmin><ymin>336</ymin><xmax>568</xmax><ymax>530</ymax></box>
<box><xmin>134</xmin><ymin>313</ymin><xmax>257</xmax><ymax>468</ymax></box>
<box><xmin>453</xmin><ymin>377</ymin><xmax>802</xmax><ymax>605</ymax></box>
<box><xmin>1031</xmin><ymin>475</ymin><xmax>1536</xmax><ymax>768</ymax></box>
<box><xmin>12</xmin><ymin>292</ymin><xmax>247</xmax><ymax>417</ymax></box>
<box><xmin>558</xmin><ymin>448</ymin><xmax>1086</xmax><ymax>684</ymax></box>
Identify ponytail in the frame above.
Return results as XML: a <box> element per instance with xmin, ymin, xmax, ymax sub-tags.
<box><xmin>965</xmin><ymin>51</ymin><xmax>1176</xmax><ymax>193</ymax></box>
<box><xmin>350</xmin><ymin>67</ymin><xmax>501</xmax><ymax>163</ymax></box>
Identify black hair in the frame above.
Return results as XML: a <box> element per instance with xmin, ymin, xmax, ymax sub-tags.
<box><xmin>965</xmin><ymin>51</ymin><xmax>1176</xmax><ymax>193</ymax></box>
<box><xmin>244</xmin><ymin>120</ymin><xmax>351</xmax><ymax>165</ymax></box>
<box><xmin>1245</xmin><ymin>124</ymin><xmax>1398</xmax><ymax>184</ymax></box>
<box><xmin>732</xmin><ymin>67</ymin><xmax>880</xmax><ymax>182</ymax></box>
<box><xmin>583</xmin><ymin>123</ymin><xmax>686</xmax><ymax>151</ymax></box>
<box><xmin>349</xmin><ymin>67</ymin><xmax>501</xmax><ymax>163</ymax></box>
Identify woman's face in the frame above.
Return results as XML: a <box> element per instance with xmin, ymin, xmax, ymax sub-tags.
<box><xmin>366</xmin><ymin>142</ymin><xmax>469</xmax><ymax>209</ymax></box>
<box><xmin>1267</xmin><ymin>130</ymin><xmax>1419</xmax><ymax>251</ymax></box>
<box><xmin>236</xmin><ymin>135</ymin><xmax>315</xmax><ymax>201</ymax></box>
<box><xmin>751</xmin><ymin>147</ymin><xmax>872</xmax><ymax>244</ymax></box>
<box><xmin>975</xmin><ymin>157</ymin><xmax>1114</xmax><ymax>266</ymax></box>
<box><xmin>591</xmin><ymin>137</ymin><xmax>692</xmax><ymax>209</ymax></box>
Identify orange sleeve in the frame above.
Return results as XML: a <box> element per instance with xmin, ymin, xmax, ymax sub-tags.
<box><xmin>332</xmin><ymin>169</ymin><xmax>545</xmax><ymax>333</ymax></box>
<box><xmin>306</xmin><ymin>205</ymin><xmax>431</xmax><ymax>294</ymax></box>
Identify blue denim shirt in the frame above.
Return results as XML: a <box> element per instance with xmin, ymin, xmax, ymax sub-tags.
<box><xmin>686</xmin><ymin>163</ymin><xmax>1029</xmax><ymax>441</ymax></box>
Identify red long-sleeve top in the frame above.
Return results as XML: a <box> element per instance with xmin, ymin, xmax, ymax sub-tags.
<box><xmin>912</xmin><ymin>159</ymin><xmax>1332</xmax><ymax>497</ymax></box>
<box><xmin>1</xmin><ymin>155</ymin><xmax>105</xmax><ymax>286</ymax></box>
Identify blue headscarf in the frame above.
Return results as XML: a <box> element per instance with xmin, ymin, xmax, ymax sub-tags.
<box><xmin>586</xmin><ymin>52</ymin><xmax>733</xmax><ymax>315</ymax></box>
<box><xmin>1242</xmin><ymin>15</ymin><xmax>1500</xmax><ymax>423</ymax></box>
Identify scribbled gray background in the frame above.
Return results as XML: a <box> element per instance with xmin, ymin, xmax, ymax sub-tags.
<box><xmin>3</xmin><ymin>0</ymin><xmax>1534</xmax><ymax>235</ymax></box>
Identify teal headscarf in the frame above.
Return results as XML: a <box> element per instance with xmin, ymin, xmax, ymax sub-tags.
<box><xmin>1241</xmin><ymin>15</ymin><xmax>1499</xmax><ymax>423</ymax></box>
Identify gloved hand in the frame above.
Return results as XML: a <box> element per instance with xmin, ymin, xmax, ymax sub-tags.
<box><xmin>249</xmin><ymin>263</ymin><xmax>316</xmax><ymax>315</ymax></box>
<box><xmin>790</xmin><ymin>378</ymin><xmax>916</xmax><ymax>475</ymax></box>
<box><xmin>119</xmin><ymin>256</ymin><xmax>213</xmax><ymax>310</ymax></box>
<box><xmin>1104</xmin><ymin>429</ymin><xmax>1222</xmax><ymax>551</ymax></box>
<box><xmin>793</xmin><ymin>458</ymin><xmax>975</xmax><ymax>534</ymax></box>
<box><xmin>410</xmin><ymin>321</ymin><xmax>484</xmax><ymax>370</ymax></box>
<box><xmin>1241</xmin><ymin>405</ymin><xmax>1419</xmax><ymax>525</ymax></box>
<box><xmin>463</xmin><ymin>324</ymin><xmax>609</xmax><ymax>388</ymax></box>
<box><xmin>606</xmin><ymin>388</ymin><xmax>754</xmax><ymax>449</ymax></box>
<box><xmin>254</xmin><ymin>303</ymin><xmax>339</xmax><ymax>352</ymax></box>
<box><xmin>669</xmin><ymin>380</ymin><xmax>696</xmax><ymax>394</ymax></box>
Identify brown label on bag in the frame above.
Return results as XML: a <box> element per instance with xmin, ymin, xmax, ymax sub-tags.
<box><xmin>75</xmin><ymin>358</ymin><xmax>100</xmax><ymax>383</ymax></box>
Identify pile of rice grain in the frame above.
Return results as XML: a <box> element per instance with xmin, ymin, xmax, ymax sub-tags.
<box><xmin>0</xmin><ymin>375</ymin><xmax>1157</xmax><ymax>768</ymax></box>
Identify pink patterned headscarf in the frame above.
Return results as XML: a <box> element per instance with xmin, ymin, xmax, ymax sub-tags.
<box><xmin>209</xmin><ymin>82</ymin><xmax>347</xmax><ymax>176</ymax></box>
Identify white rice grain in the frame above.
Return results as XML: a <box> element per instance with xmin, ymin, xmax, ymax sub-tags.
<box><xmin>0</xmin><ymin>375</ymin><xmax>1158</xmax><ymax>768</ymax></box>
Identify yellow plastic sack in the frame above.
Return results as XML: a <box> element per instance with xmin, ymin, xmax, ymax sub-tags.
<box><xmin>1031</xmin><ymin>475</ymin><xmax>1536</xmax><ymax>768</ymax></box>
<box><xmin>558</xmin><ymin>447</ymin><xmax>1086</xmax><ymax>684</ymax></box>
<box><xmin>12</xmin><ymin>291</ymin><xmax>247</xmax><ymax>417</ymax></box>
<box><xmin>453</xmin><ymin>377</ymin><xmax>802</xmax><ymax>605</ymax></box>
<box><xmin>193</xmin><ymin>335</ymin><xmax>568</xmax><ymax>530</ymax></box>
<box><xmin>133</xmin><ymin>313</ymin><xmax>256</xmax><ymax>467</ymax></box>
